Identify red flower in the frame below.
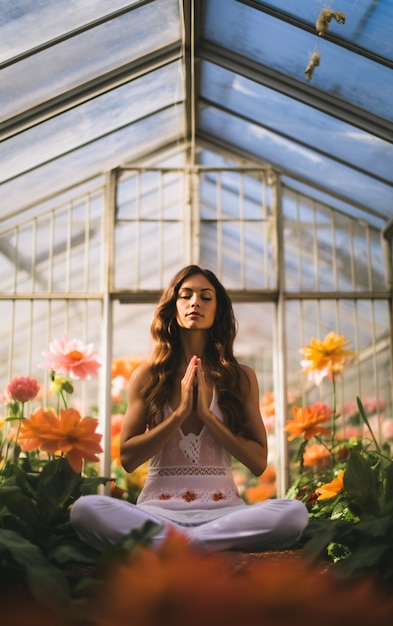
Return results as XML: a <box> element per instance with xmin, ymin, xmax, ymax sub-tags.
<box><xmin>7</xmin><ymin>376</ymin><xmax>40</xmax><ymax>403</ymax></box>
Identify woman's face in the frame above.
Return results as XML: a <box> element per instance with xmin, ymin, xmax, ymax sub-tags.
<box><xmin>175</xmin><ymin>274</ymin><xmax>217</xmax><ymax>330</ymax></box>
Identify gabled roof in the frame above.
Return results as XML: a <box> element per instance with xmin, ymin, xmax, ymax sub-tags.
<box><xmin>1</xmin><ymin>0</ymin><xmax>392</xmax><ymax>227</ymax></box>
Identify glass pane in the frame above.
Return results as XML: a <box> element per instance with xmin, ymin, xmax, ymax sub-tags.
<box><xmin>201</xmin><ymin>61</ymin><xmax>393</xmax><ymax>183</ymax></box>
<box><xmin>205</xmin><ymin>0</ymin><xmax>393</xmax><ymax>121</ymax></box>
<box><xmin>256</xmin><ymin>0</ymin><xmax>393</xmax><ymax>61</ymax></box>
<box><xmin>283</xmin><ymin>187</ymin><xmax>387</xmax><ymax>292</ymax></box>
<box><xmin>199</xmin><ymin>106</ymin><xmax>392</xmax><ymax>216</ymax></box>
<box><xmin>2</xmin><ymin>0</ymin><xmax>180</xmax><ymax>120</ymax></box>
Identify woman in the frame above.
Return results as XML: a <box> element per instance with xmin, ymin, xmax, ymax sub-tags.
<box><xmin>71</xmin><ymin>265</ymin><xmax>308</xmax><ymax>551</ymax></box>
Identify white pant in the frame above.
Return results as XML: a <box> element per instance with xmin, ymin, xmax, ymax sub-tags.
<box><xmin>70</xmin><ymin>495</ymin><xmax>309</xmax><ymax>552</ymax></box>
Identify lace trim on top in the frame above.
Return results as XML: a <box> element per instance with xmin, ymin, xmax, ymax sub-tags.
<box><xmin>151</xmin><ymin>465</ymin><xmax>228</xmax><ymax>477</ymax></box>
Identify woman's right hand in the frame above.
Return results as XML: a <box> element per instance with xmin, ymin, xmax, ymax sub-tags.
<box><xmin>177</xmin><ymin>355</ymin><xmax>198</xmax><ymax>418</ymax></box>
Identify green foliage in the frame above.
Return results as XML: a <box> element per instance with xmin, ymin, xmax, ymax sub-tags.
<box><xmin>300</xmin><ymin>432</ymin><xmax>393</xmax><ymax>583</ymax></box>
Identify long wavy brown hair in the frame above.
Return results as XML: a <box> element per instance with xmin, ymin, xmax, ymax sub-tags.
<box><xmin>141</xmin><ymin>265</ymin><xmax>249</xmax><ymax>433</ymax></box>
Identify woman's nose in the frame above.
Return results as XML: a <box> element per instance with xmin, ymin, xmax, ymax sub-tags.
<box><xmin>190</xmin><ymin>294</ymin><xmax>199</xmax><ymax>307</ymax></box>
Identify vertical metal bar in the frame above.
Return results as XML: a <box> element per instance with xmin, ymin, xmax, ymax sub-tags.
<box><xmin>48</xmin><ymin>211</ymin><xmax>55</xmax><ymax>292</ymax></box>
<box><xmin>216</xmin><ymin>172</ymin><xmax>222</xmax><ymax>277</ymax></box>
<box><xmin>135</xmin><ymin>171</ymin><xmax>141</xmax><ymax>289</ymax></box>
<box><xmin>261</xmin><ymin>172</ymin><xmax>269</xmax><ymax>288</ymax></box>
<box><xmin>239</xmin><ymin>173</ymin><xmax>245</xmax><ymax>288</ymax></box>
<box><xmin>84</xmin><ymin>196</ymin><xmax>91</xmax><ymax>293</ymax></box>
<box><xmin>370</xmin><ymin>300</ymin><xmax>381</xmax><ymax>440</ymax></box>
<box><xmin>331</xmin><ymin>209</ymin><xmax>338</xmax><ymax>291</ymax></box>
<box><xmin>312</xmin><ymin>201</ymin><xmax>320</xmax><ymax>291</ymax></box>
<box><xmin>349</xmin><ymin>219</ymin><xmax>356</xmax><ymax>290</ymax></box>
<box><xmin>295</xmin><ymin>193</ymin><xmax>302</xmax><ymax>290</ymax></box>
<box><xmin>99</xmin><ymin>170</ymin><xmax>117</xmax><ymax>492</ymax></box>
<box><xmin>31</xmin><ymin>219</ymin><xmax>37</xmax><ymax>293</ymax></box>
<box><xmin>13</xmin><ymin>228</ymin><xmax>19</xmax><ymax>293</ymax></box>
<box><xmin>353</xmin><ymin>300</ymin><xmax>362</xmax><ymax>436</ymax></box>
<box><xmin>66</xmin><ymin>203</ymin><xmax>72</xmax><ymax>293</ymax></box>
<box><xmin>8</xmin><ymin>300</ymin><xmax>16</xmax><ymax>379</ymax></box>
<box><xmin>273</xmin><ymin>175</ymin><xmax>288</xmax><ymax>497</ymax></box>
<box><xmin>365</xmin><ymin>224</ymin><xmax>373</xmax><ymax>290</ymax></box>
<box><xmin>28</xmin><ymin>300</ymin><xmax>33</xmax><ymax>375</ymax></box>
<box><xmin>158</xmin><ymin>171</ymin><xmax>164</xmax><ymax>287</ymax></box>
<box><xmin>190</xmin><ymin>169</ymin><xmax>200</xmax><ymax>265</ymax></box>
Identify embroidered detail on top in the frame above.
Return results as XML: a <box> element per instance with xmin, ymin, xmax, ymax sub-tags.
<box><xmin>213</xmin><ymin>491</ymin><xmax>226</xmax><ymax>501</ymax></box>
<box><xmin>159</xmin><ymin>493</ymin><xmax>171</xmax><ymax>500</ymax></box>
<box><xmin>178</xmin><ymin>432</ymin><xmax>200</xmax><ymax>464</ymax></box>
<box><xmin>182</xmin><ymin>490</ymin><xmax>197</xmax><ymax>502</ymax></box>
<box><xmin>157</xmin><ymin>466</ymin><xmax>227</xmax><ymax>477</ymax></box>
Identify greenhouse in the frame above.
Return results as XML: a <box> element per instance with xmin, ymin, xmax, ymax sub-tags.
<box><xmin>1</xmin><ymin>2</ymin><xmax>393</xmax><ymax>618</ymax></box>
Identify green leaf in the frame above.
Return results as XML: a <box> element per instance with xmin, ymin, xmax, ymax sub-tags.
<box><xmin>356</xmin><ymin>396</ymin><xmax>380</xmax><ymax>452</ymax></box>
<box><xmin>80</xmin><ymin>475</ymin><xmax>113</xmax><ymax>495</ymax></box>
<box><xmin>337</xmin><ymin>542</ymin><xmax>392</xmax><ymax>580</ymax></box>
<box><xmin>0</xmin><ymin>484</ymin><xmax>39</xmax><ymax>524</ymax></box>
<box><xmin>344</xmin><ymin>449</ymin><xmax>379</xmax><ymax>515</ymax></box>
<box><xmin>0</xmin><ymin>528</ymin><xmax>70</xmax><ymax>610</ymax></box>
<box><xmin>383</xmin><ymin>460</ymin><xmax>393</xmax><ymax>504</ymax></box>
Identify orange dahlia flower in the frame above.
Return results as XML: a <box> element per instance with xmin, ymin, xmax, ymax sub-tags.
<box><xmin>316</xmin><ymin>470</ymin><xmax>344</xmax><ymax>500</ymax></box>
<box><xmin>284</xmin><ymin>402</ymin><xmax>332</xmax><ymax>441</ymax></box>
<box><xmin>19</xmin><ymin>406</ymin><xmax>102</xmax><ymax>473</ymax></box>
<box><xmin>54</xmin><ymin>408</ymin><xmax>103</xmax><ymax>473</ymax></box>
<box><xmin>19</xmin><ymin>407</ymin><xmax>61</xmax><ymax>450</ymax></box>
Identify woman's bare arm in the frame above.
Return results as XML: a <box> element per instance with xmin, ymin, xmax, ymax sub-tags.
<box><xmin>120</xmin><ymin>359</ymin><xmax>197</xmax><ymax>473</ymax></box>
<box><xmin>195</xmin><ymin>360</ymin><xmax>268</xmax><ymax>476</ymax></box>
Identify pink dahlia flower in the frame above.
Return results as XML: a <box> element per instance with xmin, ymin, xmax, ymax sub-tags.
<box><xmin>7</xmin><ymin>376</ymin><xmax>40</xmax><ymax>403</ymax></box>
<box><xmin>40</xmin><ymin>335</ymin><xmax>101</xmax><ymax>380</ymax></box>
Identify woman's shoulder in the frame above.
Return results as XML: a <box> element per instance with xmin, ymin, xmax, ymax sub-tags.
<box><xmin>238</xmin><ymin>363</ymin><xmax>258</xmax><ymax>393</ymax></box>
<box><xmin>128</xmin><ymin>359</ymin><xmax>151</xmax><ymax>390</ymax></box>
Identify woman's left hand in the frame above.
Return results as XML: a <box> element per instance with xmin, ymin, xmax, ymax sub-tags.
<box><xmin>195</xmin><ymin>357</ymin><xmax>211</xmax><ymax>420</ymax></box>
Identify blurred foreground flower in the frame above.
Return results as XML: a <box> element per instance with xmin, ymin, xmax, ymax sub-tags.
<box><xmin>40</xmin><ymin>335</ymin><xmax>101</xmax><ymax>380</ymax></box>
<box><xmin>7</xmin><ymin>376</ymin><xmax>40</xmax><ymax>404</ymax></box>
<box><xmin>90</xmin><ymin>530</ymin><xmax>393</xmax><ymax>626</ymax></box>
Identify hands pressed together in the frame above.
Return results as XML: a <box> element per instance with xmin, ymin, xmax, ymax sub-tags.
<box><xmin>179</xmin><ymin>355</ymin><xmax>211</xmax><ymax>423</ymax></box>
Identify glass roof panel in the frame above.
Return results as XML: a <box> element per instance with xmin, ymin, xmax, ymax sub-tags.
<box><xmin>0</xmin><ymin>105</ymin><xmax>185</xmax><ymax>214</ymax></box>
<box><xmin>1</xmin><ymin>62</ymin><xmax>183</xmax><ymax>183</ymax></box>
<box><xmin>255</xmin><ymin>0</ymin><xmax>393</xmax><ymax>61</ymax></box>
<box><xmin>200</xmin><ymin>61</ymin><xmax>392</xmax><ymax>184</ymax></box>
<box><xmin>199</xmin><ymin>104</ymin><xmax>392</xmax><ymax>218</ymax></box>
<box><xmin>1</xmin><ymin>0</ymin><xmax>180</xmax><ymax>122</ymax></box>
<box><xmin>205</xmin><ymin>0</ymin><xmax>393</xmax><ymax>121</ymax></box>
<box><xmin>0</xmin><ymin>0</ymin><xmax>141</xmax><ymax>62</ymax></box>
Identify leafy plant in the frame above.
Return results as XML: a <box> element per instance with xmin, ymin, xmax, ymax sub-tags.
<box><xmin>285</xmin><ymin>332</ymin><xmax>393</xmax><ymax>582</ymax></box>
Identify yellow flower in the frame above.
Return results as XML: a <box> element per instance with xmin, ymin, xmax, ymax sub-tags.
<box><xmin>300</xmin><ymin>331</ymin><xmax>355</xmax><ymax>381</ymax></box>
<box><xmin>316</xmin><ymin>470</ymin><xmax>344</xmax><ymax>500</ymax></box>
<box><xmin>50</xmin><ymin>375</ymin><xmax>68</xmax><ymax>394</ymax></box>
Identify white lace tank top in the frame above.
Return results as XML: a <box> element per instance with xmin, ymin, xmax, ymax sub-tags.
<box><xmin>136</xmin><ymin>387</ymin><xmax>245</xmax><ymax>524</ymax></box>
